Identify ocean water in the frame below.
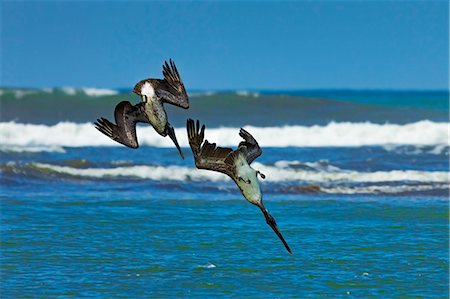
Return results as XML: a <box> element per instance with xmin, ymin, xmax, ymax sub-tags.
<box><xmin>1</xmin><ymin>88</ymin><xmax>449</xmax><ymax>298</ymax></box>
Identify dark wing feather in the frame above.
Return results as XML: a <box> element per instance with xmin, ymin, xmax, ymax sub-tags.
<box><xmin>157</xmin><ymin>59</ymin><xmax>189</xmax><ymax>109</ymax></box>
<box><xmin>186</xmin><ymin>119</ymin><xmax>235</xmax><ymax>177</ymax></box>
<box><xmin>94</xmin><ymin>101</ymin><xmax>147</xmax><ymax>148</ymax></box>
<box><xmin>237</xmin><ymin>128</ymin><xmax>262</xmax><ymax>164</ymax></box>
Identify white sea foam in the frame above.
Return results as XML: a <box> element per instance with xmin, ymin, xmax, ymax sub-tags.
<box><xmin>111</xmin><ymin>160</ymin><xmax>134</xmax><ymax>166</ymax></box>
<box><xmin>188</xmin><ymin>91</ymin><xmax>216</xmax><ymax>97</ymax></box>
<box><xmin>251</xmin><ymin>162</ymin><xmax>449</xmax><ymax>183</ymax></box>
<box><xmin>274</xmin><ymin>160</ymin><xmax>342</xmax><ymax>172</ymax></box>
<box><xmin>1</xmin><ymin>121</ymin><xmax>448</xmax><ymax>148</ymax></box>
<box><xmin>236</xmin><ymin>90</ymin><xmax>260</xmax><ymax>98</ymax></box>
<box><xmin>32</xmin><ymin>163</ymin><xmax>227</xmax><ymax>181</ymax></box>
<box><xmin>82</xmin><ymin>87</ymin><xmax>118</xmax><ymax>97</ymax></box>
<box><xmin>320</xmin><ymin>184</ymin><xmax>449</xmax><ymax>194</ymax></box>
<box><xmin>14</xmin><ymin>89</ymin><xmax>37</xmax><ymax>99</ymax></box>
<box><xmin>197</xmin><ymin>262</ymin><xmax>216</xmax><ymax>269</ymax></box>
<box><xmin>60</xmin><ymin>87</ymin><xmax>118</xmax><ymax>97</ymax></box>
<box><xmin>0</xmin><ymin>145</ymin><xmax>66</xmax><ymax>153</ymax></box>
<box><xmin>41</xmin><ymin>88</ymin><xmax>54</xmax><ymax>93</ymax></box>
<box><xmin>0</xmin><ymin>122</ymin><xmax>105</xmax><ymax>147</ymax></box>
<box><xmin>62</xmin><ymin>87</ymin><xmax>77</xmax><ymax>95</ymax></box>
<box><xmin>383</xmin><ymin>144</ymin><xmax>449</xmax><ymax>155</ymax></box>
<box><xmin>31</xmin><ymin>162</ymin><xmax>449</xmax><ymax>183</ymax></box>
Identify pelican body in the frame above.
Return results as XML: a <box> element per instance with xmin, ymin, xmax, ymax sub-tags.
<box><xmin>187</xmin><ymin>119</ymin><xmax>292</xmax><ymax>254</ymax></box>
<box><xmin>234</xmin><ymin>154</ymin><xmax>262</xmax><ymax>205</ymax></box>
<box><xmin>95</xmin><ymin>59</ymin><xmax>188</xmax><ymax>159</ymax></box>
<box><xmin>139</xmin><ymin>81</ymin><xmax>167</xmax><ymax>135</ymax></box>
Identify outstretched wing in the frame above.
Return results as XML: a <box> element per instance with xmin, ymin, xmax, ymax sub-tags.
<box><xmin>237</xmin><ymin>128</ymin><xmax>262</xmax><ymax>164</ymax></box>
<box><xmin>94</xmin><ymin>101</ymin><xmax>148</xmax><ymax>148</ymax></box>
<box><xmin>156</xmin><ymin>59</ymin><xmax>189</xmax><ymax>109</ymax></box>
<box><xmin>187</xmin><ymin>119</ymin><xmax>235</xmax><ymax>177</ymax></box>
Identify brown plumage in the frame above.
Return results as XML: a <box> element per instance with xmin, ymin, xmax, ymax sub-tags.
<box><xmin>187</xmin><ymin>119</ymin><xmax>292</xmax><ymax>254</ymax></box>
<box><xmin>94</xmin><ymin>59</ymin><xmax>188</xmax><ymax>158</ymax></box>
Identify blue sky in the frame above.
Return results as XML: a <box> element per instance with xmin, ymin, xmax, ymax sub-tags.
<box><xmin>2</xmin><ymin>1</ymin><xmax>448</xmax><ymax>90</ymax></box>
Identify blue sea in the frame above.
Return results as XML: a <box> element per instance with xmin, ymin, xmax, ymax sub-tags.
<box><xmin>1</xmin><ymin>88</ymin><xmax>449</xmax><ymax>298</ymax></box>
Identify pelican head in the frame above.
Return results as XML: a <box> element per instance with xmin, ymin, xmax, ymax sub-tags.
<box><xmin>133</xmin><ymin>80</ymin><xmax>155</xmax><ymax>103</ymax></box>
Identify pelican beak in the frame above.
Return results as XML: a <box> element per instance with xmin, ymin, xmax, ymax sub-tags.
<box><xmin>260</xmin><ymin>207</ymin><xmax>292</xmax><ymax>254</ymax></box>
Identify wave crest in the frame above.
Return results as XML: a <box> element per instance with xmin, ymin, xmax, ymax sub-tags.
<box><xmin>24</xmin><ymin>162</ymin><xmax>449</xmax><ymax>184</ymax></box>
<box><xmin>1</xmin><ymin>121</ymin><xmax>448</xmax><ymax>148</ymax></box>
<box><xmin>3</xmin><ymin>160</ymin><xmax>447</xmax><ymax>195</ymax></box>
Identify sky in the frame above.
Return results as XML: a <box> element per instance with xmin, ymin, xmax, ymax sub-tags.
<box><xmin>1</xmin><ymin>1</ymin><xmax>448</xmax><ymax>90</ymax></box>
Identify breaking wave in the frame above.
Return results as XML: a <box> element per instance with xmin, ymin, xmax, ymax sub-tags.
<box><xmin>382</xmin><ymin>144</ymin><xmax>449</xmax><ymax>155</ymax></box>
<box><xmin>3</xmin><ymin>159</ymin><xmax>447</xmax><ymax>195</ymax></box>
<box><xmin>1</xmin><ymin>121</ymin><xmax>448</xmax><ymax>148</ymax></box>
<box><xmin>318</xmin><ymin>184</ymin><xmax>448</xmax><ymax>195</ymax></box>
<box><xmin>15</xmin><ymin>162</ymin><xmax>448</xmax><ymax>184</ymax></box>
<box><xmin>0</xmin><ymin>87</ymin><xmax>119</xmax><ymax>98</ymax></box>
<box><xmin>0</xmin><ymin>145</ymin><xmax>66</xmax><ymax>153</ymax></box>
<box><xmin>80</xmin><ymin>87</ymin><xmax>119</xmax><ymax>97</ymax></box>
<box><xmin>60</xmin><ymin>87</ymin><xmax>119</xmax><ymax>97</ymax></box>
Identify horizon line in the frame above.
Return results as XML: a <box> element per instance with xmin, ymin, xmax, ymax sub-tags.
<box><xmin>1</xmin><ymin>86</ymin><xmax>449</xmax><ymax>93</ymax></box>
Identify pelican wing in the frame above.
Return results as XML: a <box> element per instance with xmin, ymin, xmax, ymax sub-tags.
<box><xmin>156</xmin><ymin>59</ymin><xmax>189</xmax><ymax>109</ymax></box>
<box><xmin>187</xmin><ymin>119</ymin><xmax>235</xmax><ymax>177</ymax></box>
<box><xmin>94</xmin><ymin>101</ymin><xmax>147</xmax><ymax>148</ymax></box>
<box><xmin>237</xmin><ymin>128</ymin><xmax>262</xmax><ymax>164</ymax></box>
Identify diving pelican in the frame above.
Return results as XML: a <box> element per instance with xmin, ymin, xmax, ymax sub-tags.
<box><xmin>187</xmin><ymin>119</ymin><xmax>292</xmax><ymax>254</ymax></box>
<box><xmin>95</xmin><ymin>59</ymin><xmax>188</xmax><ymax>159</ymax></box>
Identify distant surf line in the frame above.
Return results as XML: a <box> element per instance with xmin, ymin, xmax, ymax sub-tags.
<box><xmin>1</xmin><ymin>120</ymin><xmax>448</xmax><ymax>148</ymax></box>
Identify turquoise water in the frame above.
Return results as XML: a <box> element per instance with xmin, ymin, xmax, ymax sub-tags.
<box><xmin>1</xmin><ymin>145</ymin><xmax>448</xmax><ymax>298</ymax></box>
<box><xmin>1</xmin><ymin>89</ymin><xmax>448</xmax><ymax>125</ymax></box>
<box><xmin>2</xmin><ymin>195</ymin><xmax>448</xmax><ymax>298</ymax></box>
<box><xmin>1</xmin><ymin>89</ymin><xmax>449</xmax><ymax>297</ymax></box>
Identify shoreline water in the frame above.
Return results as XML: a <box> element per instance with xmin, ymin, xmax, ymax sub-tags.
<box><xmin>1</xmin><ymin>88</ymin><xmax>448</xmax><ymax>298</ymax></box>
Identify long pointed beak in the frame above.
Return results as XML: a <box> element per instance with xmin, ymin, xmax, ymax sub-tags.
<box><xmin>261</xmin><ymin>207</ymin><xmax>292</xmax><ymax>254</ymax></box>
<box><xmin>167</xmin><ymin>125</ymin><xmax>184</xmax><ymax>160</ymax></box>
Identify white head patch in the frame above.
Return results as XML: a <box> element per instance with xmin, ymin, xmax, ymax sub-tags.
<box><xmin>141</xmin><ymin>82</ymin><xmax>155</xmax><ymax>98</ymax></box>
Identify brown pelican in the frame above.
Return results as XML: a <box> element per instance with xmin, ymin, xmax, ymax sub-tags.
<box><xmin>186</xmin><ymin>119</ymin><xmax>292</xmax><ymax>254</ymax></box>
<box><xmin>95</xmin><ymin>59</ymin><xmax>188</xmax><ymax>159</ymax></box>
